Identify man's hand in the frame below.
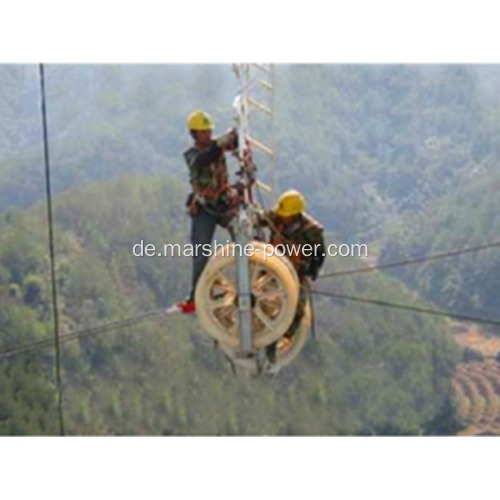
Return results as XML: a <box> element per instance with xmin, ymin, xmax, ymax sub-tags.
<box><xmin>303</xmin><ymin>259</ymin><xmax>321</xmax><ymax>281</ymax></box>
<box><xmin>216</xmin><ymin>128</ymin><xmax>238</xmax><ymax>151</ymax></box>
<box><xmin>221</xmin><ymin>187</ymin><xmax>240</xmax><ymax>209</ymax></box>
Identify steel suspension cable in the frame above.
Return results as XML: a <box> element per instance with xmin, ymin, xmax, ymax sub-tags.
<box><xmin>0</xmin><ymin>309</ymin><xmax>166</xmax><ymax>360</ymax></box>
<box><xmin>311</xmin><ymin>289</ymin><xmax>500</xmax><ymax>327</ymax></box>
<box><xmin>317</xmin><ymin>240</ymin><xmax>500</xmax><ymax>279</ymax></box>
<box><xmin>39</xmin><ymin>63</ymin><xmax>65</xmax><ymax>436</ymax></box>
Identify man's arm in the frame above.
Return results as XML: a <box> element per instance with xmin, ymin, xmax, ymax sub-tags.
<box><xmin>189</xmin><ymin>129</ymin><xmax>237</xmax><ymax>169</ymax></box>
<box><xmin>302</xmin><ymin>223</ymin><xmax>326</xmax><ymax>279</ymax></box>
<box><xmin>184</xmin><ymin>129</ymin><xmax>238</xmax><ymax>190</ymax></box>
<box><xmin>184</xmin><ymin>142</ymin><xmax>221</xmax><ymax>171</ymax></box>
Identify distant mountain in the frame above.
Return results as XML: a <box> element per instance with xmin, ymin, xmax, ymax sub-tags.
<box><xmin>2</xmin><ymin>64</ymin><xmax>500</xmax><ymax>244</ymax></box>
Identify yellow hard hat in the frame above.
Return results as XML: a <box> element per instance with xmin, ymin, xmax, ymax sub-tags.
<box><xmin>187</xmin><ymin>110</ymin><xmax>214</xmax><ymax>131</ymax></box>
<box><xmin>274</xmin><ymin>190</ymin><xmax>306</xmax><ymax>217</ymax></box>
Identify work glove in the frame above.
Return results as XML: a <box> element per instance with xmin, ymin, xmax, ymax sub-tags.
<box><xmin>303</xmin><ymin>260</ymin><xmax>320</xmax><ymax>281</ymax></box>
<box><xmin>218</xmin><ymin>187</ymin><xmax>240</xmax><ymax>211</ymax></box>
<box><xmin>253</xmin><ymin>207</ymin><xmax>266</xmax><ymax>220</ymax></box>
<box><xmin>227</xmin><ymin>187</ymin><xmax>240</xmax><ymax>208</ymax></box>
<box><xmin>309</xmin><ymin>268</ymin><xmax>319</xmax><ymax>281</ymax></box>
<box><xmin>216</xmin><ymin>128</ymin><xmax>239</xmax><ymax>151</ymax></box>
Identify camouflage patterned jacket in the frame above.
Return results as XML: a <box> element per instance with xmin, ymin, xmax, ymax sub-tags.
<box><xmin>261</xmin><ymin>211</ymin><xmax>325</xmax><ymax>278</ymax></box>
<box><xmin>183</xmin><ymin>141</ymin><xmax>229</xmax><ymax>201</ymax></box>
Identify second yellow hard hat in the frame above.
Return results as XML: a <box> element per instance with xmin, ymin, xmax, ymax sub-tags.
<box><xmin>274</xmin><ymin>190</ymin><xmax>306</xmax><ymax>217</ymax></box>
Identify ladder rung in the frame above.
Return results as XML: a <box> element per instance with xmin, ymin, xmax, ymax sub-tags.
<box><xmin>258</xmin><ymin>78</ymin><xmax>274</xmax><ymax>91</ymax></box>
<box><xmin>248</xmin><ymin>97</ymin><xmax>272</xmax><ymax>115</ymax></box>
<box><xmin>251</xmin><ymin>63</ymin><xmax>272</xmax><ymax>73</ymax></box>
<box><xmin>248</xmin><ymin>136</ymin><xmax>274</xmax><ymax>156</ymax></box>
<box><xmin>256</xmin><ymin>179</ymin><xmax>272</xmax><ymax>193</ymax></box>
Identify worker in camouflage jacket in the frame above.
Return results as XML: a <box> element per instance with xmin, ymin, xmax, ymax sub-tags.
<box><xmin>258</xmin><ymin>190</ymin><xmax>325</xmax><ymax>365</ymax></box>
<box><xmin>177</xmin><ymin>110</ymin><xmax>239</xmax><ymax>313</ymax></box>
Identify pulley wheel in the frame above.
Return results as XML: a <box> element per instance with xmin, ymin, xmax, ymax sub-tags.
<box><xmin>221</xmin><ymin>299</ymin><xmax>312</xmax><ymax>372</ymax></box>
<box><xmin>195</xmin><ymin>241</ymin><xmax>299</xmax><ymax>349</ymax></box>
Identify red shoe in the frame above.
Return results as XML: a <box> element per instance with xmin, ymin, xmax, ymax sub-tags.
<box><xmin>178</xmin><ymin>300</ymin><xmax>196</xmax><ymax>314</ymax></box>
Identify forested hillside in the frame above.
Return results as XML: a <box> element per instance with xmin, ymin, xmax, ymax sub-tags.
<box><xmin>379</xmin><ymin>172</ymin><xmax>500</xmax><ymax>324</ymax></box>
<box><xmin>1</xmin><ymin>63</ymin><xmax>500</xmax><ymax>435</ymax></box>
<box><xmin>0</xmin><ymin>177</ymin><xmax>461</xmax><ymax>435</ymax></box>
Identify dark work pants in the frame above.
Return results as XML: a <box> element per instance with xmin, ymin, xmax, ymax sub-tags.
<box><xmin>189</xmin><ymin>205</ymin><xmax>233</xmax><ymax>302</ymax></box>
<box><xmin>265</xmin><ymin>277</ymin><xmax>310</xmax><ymax>362</ymax></box>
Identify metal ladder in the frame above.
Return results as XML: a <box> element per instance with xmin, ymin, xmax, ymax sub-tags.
<box><xmin>233</xmin><ymin>63</ymin><xmax>276</xmax><ymax>195</ymax></box>
<box><xmin>232</xmin><ymin>63</ymin><xmax>277</xmax><ymax>358</ymax></box>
